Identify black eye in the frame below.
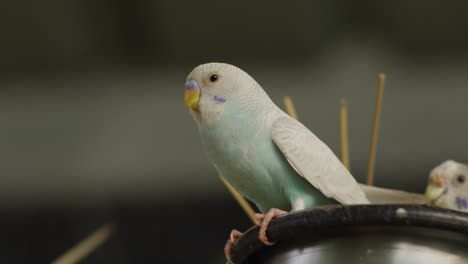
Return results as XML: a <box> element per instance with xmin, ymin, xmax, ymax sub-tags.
<box><xmin>209</xmin><ymin>74</ymin><xmax>219</xmax><ymax>83</ymax></box>
<box><xmin>457</xmin><ymin>174</ymin><xmax>465</xmax><ymax>184</ymax></box>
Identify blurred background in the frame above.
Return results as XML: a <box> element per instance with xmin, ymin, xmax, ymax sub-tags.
<box><xmin>1</xmin><ymin>0</ymin><xmax>468</xmax><ymax>263</ymax></box>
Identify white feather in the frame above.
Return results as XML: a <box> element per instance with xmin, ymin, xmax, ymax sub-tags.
<box><xmin>272</xmin><ymin>116</ymin><xmax>370</xmax><ymax>204</ymax></box>
<box><xmin>360</xmin><ymin>184</ymin><xmax>427</xmax><ymax>204</ymax></box>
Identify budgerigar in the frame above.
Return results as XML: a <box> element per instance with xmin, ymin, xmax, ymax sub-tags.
<box><xmin>425</xmin><ymin>160</ymin><xmax>468</xmax><ymax>212</ymax></box>
<box><xmin>184</xmin><ymin>63</ymin><xmax>370</xmax><ymax>263</ymax></box>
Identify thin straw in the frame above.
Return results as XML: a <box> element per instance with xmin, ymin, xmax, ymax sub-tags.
<box><xmin>340</xmin><ymin>99</ymin><xmax>351</xmax><ymax>170</ymax></box>
<box><xmin>220</xmin><ymin>176</ymin><xmax>259</xmax><ymax>225</ymax></box>
<box><xmin>52</xmin><ymin>224</ymin><xmax>113</xmax><ymax>264</ymax></box>
<box><xmin>283</xmin><ymin>96</ymin><xmax>298</xmax><ymax>120</ymax></box>
<box><xmin>367</xmin><ymin>73</ymin><xmax>386</xmax><ymax>186</ymax></box>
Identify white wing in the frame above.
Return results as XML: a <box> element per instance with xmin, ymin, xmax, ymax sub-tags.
<box><xmin>272</xmin><ymin>116</ymin><xmax>369</xmax><ymax>204</ymax></box>
<box><xmin>360</xmin><ymin>184</ymin><xmax>427</xmax><ymax>204</ymax></box>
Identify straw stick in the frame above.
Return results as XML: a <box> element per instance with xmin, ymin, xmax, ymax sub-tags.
<box><xmin>340</xmin><ymin>99</ymin><xmax>350</xmax><ymax>170</ymax></box>
<box><xmin>52</xmin><ymin>224</ymin><xmax>113</xmax><ymax>264</ymax></box>
<box><xmin>366</xmin><ymin>73</ymin><xmax>386</xmax><ymax>186</ymax></box>
<box><xmin>220</xmin><ymin>176</ymin><xmax>259</xmax><ymax>225</ymax></box>
<box><xmin>283</xmin><ymin>96</ymin><xmax>298</xmax><ymax>120</ymax></box>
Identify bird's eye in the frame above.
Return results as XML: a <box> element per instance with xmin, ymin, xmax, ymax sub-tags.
<box><xmin>457</xmin><ymin>174</ymin><xmax>466</xmax><ymax>184</ymax></box>
<box><xmin>209</xmin><ymin>74</ymin><xmax>219</xmax><ymax>83</ymax></box>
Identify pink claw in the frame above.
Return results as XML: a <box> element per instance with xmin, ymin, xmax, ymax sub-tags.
<box><xmin>224</xmin><ymin>229</ymin><xmax>243</xmax><ymax>264</ymax></box>
<box><xmin>254</xmin><ymin>213</ymin><xmax>265</xmax><ymax>224</ymax></box>
<box><xmin>258</xmin><ymin>208</ymin><xmax>288</xmax><ymax>246</ymax></box>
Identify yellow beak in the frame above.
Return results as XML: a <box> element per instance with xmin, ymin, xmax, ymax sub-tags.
<box><xmin>184</xmin><ymin>80</ymin><xmax>200</xmax><ymax>112</ymax></box>
<box><xmin>425</xmin><ymin>175</ymin><xmax>446</xmax><ymax>205</ymax></box>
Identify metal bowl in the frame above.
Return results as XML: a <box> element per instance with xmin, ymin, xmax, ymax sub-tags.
<box><xmin>230</xmin><ymin>205</ymin><xmax>468</xmax><ymax>264</ymax></box>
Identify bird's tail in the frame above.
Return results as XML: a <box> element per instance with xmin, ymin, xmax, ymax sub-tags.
<box><xmin>359</xmin><ymin>184</ymin><xmax>427</xmax><ymax>204</ymax></box>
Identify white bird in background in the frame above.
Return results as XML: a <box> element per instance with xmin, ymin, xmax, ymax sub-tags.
<box><xmin>425</xmin><ymin>160</ymin><xmax>468</xmax><ymax>212</ymax></box>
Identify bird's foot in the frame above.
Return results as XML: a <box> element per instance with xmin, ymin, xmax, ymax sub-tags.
<box><xmin>254</xmin><ymin>213</ymin><xmax>265</xmax><ymax>223</ymax></box>
<box><xmin>257</xmin><ymin>208</ymin><xmax>288</xmax><ymax>246</ymax></box>
<box><xmin>224</xmin><ymin>229</ymin><xmax>243</xmax><ymax>264</ymax></box>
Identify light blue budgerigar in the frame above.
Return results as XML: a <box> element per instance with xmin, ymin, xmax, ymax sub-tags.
<box><xmin>184</xmin><ymin>62</ymin><xmax>370</xmax><ymax>263</ymax></box>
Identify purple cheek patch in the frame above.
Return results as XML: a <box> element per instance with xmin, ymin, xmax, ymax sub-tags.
<box><xmin>455</xmin><ymin>196</ymin><xmax>468</xmax><ymax>209</ymax></box>
<box><xmin>212</xmin><ymin>96</ymin><xmax>227</xmax><ymax>103</ymax></box>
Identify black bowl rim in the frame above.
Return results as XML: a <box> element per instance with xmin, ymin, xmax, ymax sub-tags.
<box><xmin>230</xmin><ymin>204</ymin><xmax>468</xmax><ymax>263</ymax></box>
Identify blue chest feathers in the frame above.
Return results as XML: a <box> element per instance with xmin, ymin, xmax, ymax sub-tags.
<box><xmin>199</xmin><ymin>116</ymin><xmax>293</xmax><ymax>211</ymax></box>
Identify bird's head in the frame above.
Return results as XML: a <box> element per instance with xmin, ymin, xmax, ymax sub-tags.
<box><xmin>425</xmin><ymin>160</ymin><xmax>468</xmax><ymax>211</ymax></box>
<box><xmin>184</xmin><ymin>63</ymin><xmax>268</xmax><ymax>123</ymax></box>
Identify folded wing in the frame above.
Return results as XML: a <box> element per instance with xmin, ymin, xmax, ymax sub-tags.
<box><xmin>272</xmin><ymin>117</ymin><xmax>370</xmax><ymax>205</ymax></box>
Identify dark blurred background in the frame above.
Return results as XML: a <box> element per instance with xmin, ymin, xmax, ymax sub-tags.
<box><xmin>1</xmin><ymin>0</ymin><xmax>468</xmax><ymax>263</ymax></box>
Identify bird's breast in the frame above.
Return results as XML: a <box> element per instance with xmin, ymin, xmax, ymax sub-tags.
<box><xmin>199</xmin><ymin>119</ymin><xmax>289</xmax><ymax>206</ymax></box>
